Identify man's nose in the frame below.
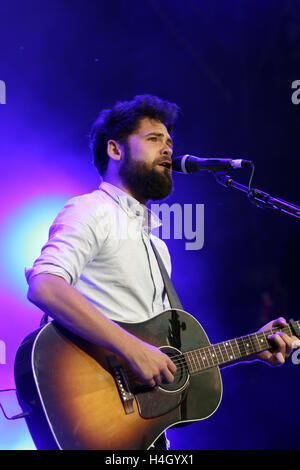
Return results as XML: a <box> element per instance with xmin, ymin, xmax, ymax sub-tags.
<box><xmin>161</xmin><ymin>142</ymin><xmax>172</xmax><ymax>157</ymax></box>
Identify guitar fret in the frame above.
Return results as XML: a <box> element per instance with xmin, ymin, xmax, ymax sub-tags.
<box><xmin>190</xmin><ymin>351</ymin><xmax>198</xmax><ymax>373</ymax></box>
<box><xmin>242</xmin><ymin>335</ymin><xmax>252</xmax><ymax>354</ymax></box>
<box><xmin>194</xmin><ymin>350</ymin><xmax>203</xmax><ymax>371</ymax></box>
<box><xmin>181</xmin><ymin>320</ymin><xmax>300</xmax><ymax>376</ymax></box>
<box><xmin>193</xmin><ymin>351</ymin><xmax>198</xmax><ymax>372</ymax></box>
<box><xmin>226</xmin><ymin>340</ymin><xmax>235</xmax><ymax>361</ymax></box>
<box><xmin>241</xmin><ymin>336</ymin><xmax>255</xmax><ymax>355</ymax></box>
<box><xmin>221</xmin><ymin>342</ymin><xmax>229</xmax><ymax>363</ymax></box>
<box><xmin>236</xmin><ymin>336</ymin><xmax>247</xmax><ymax>357</ymax></box>
<box><xmin>192</xmin><ymin>351</ymin><xmax>198</xmax><ymax>373</ymax></box>
<box><xmin>201</xmin><ymin>349</ymin><xmax>209</xmax><ymax>366</ymax></box>
<box><xmin>184</xmin><ymin>351</ymin><xmax>193</xmax><ymax>373</ymax></box>
<box><xmin>205</xmin><ymin>347</ymin><xmax>213</xmax><ymax>367</ymax></box>
<box><xmin>223</xmin><ymin>341</ymin><xmax>233</xmax><ymax>361</ymax></box>
<box><xmin>262</xmin><ymin>333</ymin><xmax>269</xmax><ymax>348</ymax></box>
<box><xmin>254</xmin><ymin>333</ymin><xmax>262</xmax><ymax>350</ymax></box>
<box><xmin>207</xmin><ymin>346</ymin><xmax>215</xmax><ymax>366</ymax></box>
<box><xmin>197</xmin><ymin>349</ymin><xmax>205</xmax><ymax>368</ymax></box>
<box><xmin>260</xmin><ymin>331</ymin><xmax>269</xmax><ymax>351</ymax></box>
<box><xmin>204</xmin><ymin>347</ymin><xmax>211</xmax><ymax>367</ymax></box>
<box><xmin>215</xmin><ymin>346</ymin><xmax>221</xmax><ymax>364</ymax></box>
<box><xmin>247</xmin><ymin>334</ymin><xmax>256</xmax><ymax>354</ymax></box>
<box><xmin>243</xmin><ymin>336</ymin><xmax>250</xmax><ymax>353</ymax></box>
<box><xmin>217</xmin><ymin>343</ymin><xmax>225</xmax><ymax>363</ymax></box>
<box><xmin>210</xmin><ymin>346</ymin><xmax>218</xmax><ymax>366</ymax></box>
<box><xmin>187</xmin><ymin>351</ymin><xmax>194</xmax><ymax>373</ymax></box>
<box><xmin>204</xmin><ymin>349</ymin><xmax>212</xmax><ymax>366</ymax></box>
<box><xmin>210</xmin><ymin>346</ymin><xmax>219</xmax><ymax>365</ymax></box>
<box><xmin>234</xmin><ymin>338</ymin><xmax>242</xmax><ymax>359</ymax></box>
<box><xmin>252</xmin><ymin>333</ymin><xmax>259</xmax><ymax>352</ymax></box>
<box><xmin>255</xmin><ymin>333</ymin><xmax>268</xmax><ymax>352</ymax></box>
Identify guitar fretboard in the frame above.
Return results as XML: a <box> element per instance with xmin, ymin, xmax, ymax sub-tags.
<box><xmin>181</xmin><ymin>321</ymin><xmax>300</xmax><ymax>374</ymax></box>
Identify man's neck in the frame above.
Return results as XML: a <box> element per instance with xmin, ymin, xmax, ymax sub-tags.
<box><xmin>102</xmin><ymin>175</ymin><xmax>147</xmax><ymax>206</ymax></box>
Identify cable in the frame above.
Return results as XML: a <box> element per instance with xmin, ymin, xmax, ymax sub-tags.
<box><xmin>0</xmin><ymin>389</ymin><xmax>31</xmax><ymax>420</ymax></box>
<box><xmin>247</xmin><ymin>162</ymin><xmax>255</xmax><ymax>192</ymax></box>
<box><xmin>247</xmin><ymin>163</ymin><xmax>279</xmax><ymax>211</ymax></box>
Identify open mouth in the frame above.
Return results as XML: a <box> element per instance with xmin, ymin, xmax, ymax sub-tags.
<box><xmin>158</xmin><ymin>161</ymin><xmax>172</xmax><ymax>170</ymax></box>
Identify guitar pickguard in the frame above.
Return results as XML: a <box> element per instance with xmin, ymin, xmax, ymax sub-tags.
<box><xmin>134</xmin><ymin>384</ymin><xmax>188</xmax><ymax>419</ymax></box>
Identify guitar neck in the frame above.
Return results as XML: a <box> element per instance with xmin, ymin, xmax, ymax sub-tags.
<box><xmin>182</xmin><ymin>321</ymin><xmax>300</xmax><ymax>374</ymax></box>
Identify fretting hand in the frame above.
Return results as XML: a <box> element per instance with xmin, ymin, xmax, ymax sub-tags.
<box><xmin>256</xmin><ymin>317</ymin><xmax>300</xmax><ymax>366</ymax></box>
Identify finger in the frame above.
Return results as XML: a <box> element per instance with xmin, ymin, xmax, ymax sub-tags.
<box><xmin>259</xmin><ymin>349</ymin><xmax>277</xmax><ymax>366</ymax></box>
<box><xmin>263</xmin><ymin>349</ymin><xmax>285</xmax><ymax>366</ymax></box>
<box><xmin>281</xmin><ymin>333</ymin><xmax>296</xmax><ymax>356</ymax></box>
<box><xmin>148</xmin><ymin>377</ymin><xmax>156</xmax><ymax>388</ymax></box>
<box><xmin>153</xmin><ymin>374</ymin><xmax>162</xmax><ymax>385</ymax></box>
<box><xmin>274</xmin><ymin>352</ymin><xmax>285</xmax><ymax>364</ymax></box>
<box><xmin>274</xmin><ymin>332</ymin><xmax>294</xmax><ymax>356</ymax></box>
<box><xmin>161</xmin><ymin>367</ymin><xmax>175</xmax><ymax>383</ymax></box>
<box><xmin>167</xmin><ymin>357</ymin><xmax>177</xmax><ymax>375</ymax></box>
<box><xmin>292</xmin><ymin>338</ymin><xmax>300</xmax><ymax>349</ymax></box>
<box><xmin>268</xmin><ymin>332</ymin><xmax>289</xmax><ymax>356</ymax></box>
<box><xmin>272</xmin><ymin>317</ymin><xmax>288</xmax><ymax>327</ymax></box>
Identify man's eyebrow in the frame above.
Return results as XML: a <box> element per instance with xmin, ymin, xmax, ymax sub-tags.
<box><xmin>145</xmin><ymin>132</ymin><xmax>173</xmax><ymax>147</ymax></box>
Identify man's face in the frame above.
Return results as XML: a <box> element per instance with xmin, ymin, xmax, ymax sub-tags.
<box><xmin>119</xmin><ymin>117</ymin><xmax>174</xmax><ymax>202</ymax></box>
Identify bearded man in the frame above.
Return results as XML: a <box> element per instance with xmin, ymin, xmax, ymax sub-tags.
<box><xmin>26</xmin><ymin>95</ymin><xmax>297</xmax><ymax>450</ymax></box>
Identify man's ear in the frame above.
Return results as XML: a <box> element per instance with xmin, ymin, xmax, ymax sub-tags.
<box><xmin>107</xmin><ymin>140</ymin><xmax>123</xmax><ymax>161</ymax></box>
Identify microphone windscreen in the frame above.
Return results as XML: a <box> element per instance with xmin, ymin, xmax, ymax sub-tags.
<box><xmin>172</xmin><ymin>156</ymin><xmax>186</xmax><ymax>173</ymax></box>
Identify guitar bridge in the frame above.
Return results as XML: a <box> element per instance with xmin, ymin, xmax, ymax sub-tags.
<box><xmin>106</xmin><ymin>355</ymin><xmax>135</xmax><ymax>414</ymax></box>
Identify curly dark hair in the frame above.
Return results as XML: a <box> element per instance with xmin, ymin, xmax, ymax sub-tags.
<box><xmin>89</xmin><ymin>94</ymin><xmax>181</xmax><ymax>176</ymax></box>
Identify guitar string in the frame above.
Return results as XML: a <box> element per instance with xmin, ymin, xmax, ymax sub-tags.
<box><xmin>161</xmin><ymin>325</ymin><xmax>293</xmax><ymax>368</ymax></box>
<box><xmin>114</xmin><ymin>323</ymin><xmax>298</xmax><ymax>385</ymax></box>
<box><xmin>123</xmin><ymin>325</ymin><xmax>295</xmax><ymax>382</ymax></box>
<box><xmin>165</xmin><ymin>322</ymin><xmax>298</xmax><ymax>368</ymax></box>
<box><xmin>147</xmin><ymin>324</ymin><xmax>294</xmax><ymax>372</ymax></box>
<box><xmin>123</xmin><ymin>327</ymin><xmax>290</xmax><ymax>384</ymax></box>
<box><xmin>171</xmin><ymin>324</ymin><xmax>294</xmax><ymax>366</ymax></box>
<box><xmin>124</xmin><ymin>339</ymin><xmax>258</xmax><ymax>382</ymax></box>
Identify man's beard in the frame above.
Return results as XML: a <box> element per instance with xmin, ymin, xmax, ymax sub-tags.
<box><xmin>119</xmin><ymin>145</ymin><xmax>173</xmax><ymax>202</ymax></box>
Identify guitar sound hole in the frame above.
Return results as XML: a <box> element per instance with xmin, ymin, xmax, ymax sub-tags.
<box><xmin>159</xmin><ymin>346</ymin><xmax>189</xmax><ymax>392</ymax></box>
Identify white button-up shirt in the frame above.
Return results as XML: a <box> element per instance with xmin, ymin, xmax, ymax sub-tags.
<box><xmin>25</xmin><ymin>182</ymin><xmax>172</xmax><ymax>323</ymax></box>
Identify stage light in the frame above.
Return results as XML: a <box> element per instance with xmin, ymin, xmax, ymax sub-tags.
<box><xmin>0</xmin><ymin>195</ymin><xmax>69</xmax><ymax>297</ymax></box>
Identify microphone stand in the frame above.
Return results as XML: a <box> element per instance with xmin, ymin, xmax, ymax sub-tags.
<box><xmin>213</xmin><ymin>172</ymin><xmax>300</xmax><ymax>219</ymax></box>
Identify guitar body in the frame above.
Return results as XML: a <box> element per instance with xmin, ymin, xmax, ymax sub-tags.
<box><xmin>14</xmin><ymin>309</ymin><xmax>222</xmax><ymax>450</ymax></box>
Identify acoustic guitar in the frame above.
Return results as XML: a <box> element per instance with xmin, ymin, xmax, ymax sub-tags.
<box><xmin>14</xmin><ymin>309</ymin><xmax>300</xmax><ymax>450</ymax></box>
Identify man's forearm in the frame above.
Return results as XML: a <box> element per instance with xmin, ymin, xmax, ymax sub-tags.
<box><xmin>27</xmin><ymin>273</ymin><xmax>137</xmax><ymax>360</ymax></box>
<box><xmin>27</xmin><ymin>273</ymin><xmax>177</xmax><ymax>388</ymax></box>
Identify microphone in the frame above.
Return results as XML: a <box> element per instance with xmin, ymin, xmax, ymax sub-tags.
<box><xmin>172</xmin><ymin>155</ymin><xmax>252</xmax><ymax>173</ymax></box>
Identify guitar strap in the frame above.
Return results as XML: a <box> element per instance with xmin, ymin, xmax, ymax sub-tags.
<box><xmin>150</xmin><ymin>238</ymin><xmax>188</xmax><ymax>426</ymax></box>
<box><xmin>150</xmin><ymin>239</ymin><xmax>183</xmax><ymax>311</ymax></box>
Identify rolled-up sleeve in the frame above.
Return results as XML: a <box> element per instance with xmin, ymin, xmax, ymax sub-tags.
<box><xmin>25</xmin><ymin>197</ymin><xmax>106</xmax><ymax>286</ymax></box>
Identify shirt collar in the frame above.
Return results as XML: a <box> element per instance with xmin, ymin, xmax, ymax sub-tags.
<box><xmin>99</xmin><ymin>181</ymin><xmax>162</xmax><ymax>232</ymax></box>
